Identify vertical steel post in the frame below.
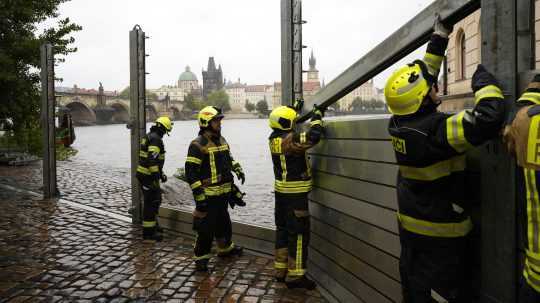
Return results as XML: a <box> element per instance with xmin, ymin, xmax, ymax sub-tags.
<box><xmin>129</xmin><ymin>25</ymin><xmax>146</xmax><ymax>224</ymax></box>
<box><xmin>292</xmin><ymin>0</ymin><xmax>304</xmax><ymax>104</ymax></box>
<box><xmin>281</xmin><ymin>0</ymin><xmax>293</xmax><ymax>106</ymax></box>
<box><xmin>479</xmin><ymin>1</ymin><xmax>518</xmax><ymax>302</ymax></box>
<box><xmin>40</xmin><ymin>43</ymin><xmax>57</xmax><ymax>199</ymax></box>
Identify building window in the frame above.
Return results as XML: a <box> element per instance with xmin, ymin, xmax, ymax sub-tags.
<box><xmin>456</xmin><ymin>29</ymin><xmax>466</xmax><ymax>80</ymax></box>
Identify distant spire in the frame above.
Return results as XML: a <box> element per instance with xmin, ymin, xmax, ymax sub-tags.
<box><xmin>207</xmin><ymin>57</ymin><xmax>216</xmax><ymax>71</ymax></box>
<box><xmin>185</xmin><ymin>65</ymin><xmax>191</xmax><ymax>72</ymax></box>
<box><xmin>309</xmin><ymin>49</ymin><xmax>317</xmax><ymax>71</ymax></box>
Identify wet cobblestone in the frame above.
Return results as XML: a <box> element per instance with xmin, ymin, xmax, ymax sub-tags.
<box><xmin>0</xmin><ymin>188</ymin><xmax>325</xmax><ymax>302</ymax></box>
<box><xmin>0</xmin><ymin>161</ymin><xmax>275</xmax><ymax>227</ymax></box>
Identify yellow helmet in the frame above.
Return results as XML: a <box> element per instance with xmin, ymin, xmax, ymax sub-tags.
<box><xmin>155</xmin><ymin>116</ymin><xmax>173</xmax><ymax>132</ymax></box>
<box><xmin>384</xmin><ymin>61</ymin><xmax>432</xmax><ymax>116</ymax></box>
<box><xmin>269</xmin><ymin>106</ymin><xmax>298</xmax><ymax>130</ymax></box>
<box><xmin>198</xmin><ymin>106</ymin><xmax>224</xmax><ymax>128</ymax></box>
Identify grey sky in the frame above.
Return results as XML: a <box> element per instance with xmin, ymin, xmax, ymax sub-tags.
<box><xmin>52</xmin><ymin>0</ymin><xmax>434</xmax><ymax>92</ymax></box>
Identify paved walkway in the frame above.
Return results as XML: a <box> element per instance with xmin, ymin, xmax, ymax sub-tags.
<box><xmin>0</xmin><ymin>186</ymin><xmax>325</xmax><ymax>302</ymax></box>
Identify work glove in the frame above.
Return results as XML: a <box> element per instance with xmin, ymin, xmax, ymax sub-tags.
<box><xmin>293</xmin><ymin>98</ymin><xmax>304</xmax><ymax>112</ymax></box>
<box><xmin>433</xmin><ymin>14</ymin><xmax>452</xmax><ymax>38</ymax></box>
<box><xmin>471</xmin><ymin>64</ymin><xmax>499</xmax><ymax>93</ymax></box>
<box><xmin>160</xmin><ymin>173</ymin><xmax>168</xmax><ymax>183</ymax></box>
<box><xmin>232</xmin><ymin>162</ymin><xmax>245</xmax><ymax>184</ymax></box>
<box><xmin>311</xmin><ymin>106</ymin><xmax>324</xmax><ymax>121</ymax></box>
<box><xmin>229</xmin><ymin>184</ymin><xmax>246</xmax><ymax>209</ymax></box>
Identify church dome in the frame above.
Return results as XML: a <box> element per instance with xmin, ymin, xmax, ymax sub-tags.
<box><xmin>179</xmin><ymin>66</ymin><xmax>198</xmax><ymax>81</ymax></box>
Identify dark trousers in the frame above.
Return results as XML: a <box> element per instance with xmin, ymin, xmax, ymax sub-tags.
<box><xmin>275</xmin><ymin>192</ymin><xmax>310</xmax><ymax>280</ymax></box>
<box><xmin>520</xmin><ymin>275</ymin><xmax>540</xmax><ymax>303</ymax></box>
<box><xmin>399</xmin><ymin>228</ymin><xmax>470</xmax><ymax>303</ymax></box>
<box><xmin>142</xmin><ymin>186</ymin><xmax>161</xmax><ymax>228</ymax></box>
<box><xmin>192</xmin><ymin>197</ymin><xmax>233</xmax><ymax>259</ymax></box>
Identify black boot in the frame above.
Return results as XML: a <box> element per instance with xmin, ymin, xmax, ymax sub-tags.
<box><xmin>286</xmin><ymin>275</ymin><xmax>317</xmax><ymax>290</ymax></box>
<box><xmin>217</xmin><ymin>245</ymin><xmax>243</xmax><ymax>257</ymax></box>
<box><xmin>195</xmin><ymin>259</ymin><xmax>209</xmax><ymax>272</ymax></box>
<box><xmin>142</xmin><ymin>227</ymin><xmax>163</xmax><ymax>242</ymax></box>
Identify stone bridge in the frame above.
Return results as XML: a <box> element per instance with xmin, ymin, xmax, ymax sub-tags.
<box><xmin>56</xmin><ymin>92</ymin><xmax>186</xmax><ymax>126</ymax></box>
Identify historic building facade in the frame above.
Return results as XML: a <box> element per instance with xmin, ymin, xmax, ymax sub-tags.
<box><xmin>202</xmin><ymin>57</ymin><xmax>224</xmax><ymax>99</ymax></box>
<box><xmin>151</xmin><ymin>66</ymin><xmax>201</xmax><ymax>102</ymax></box>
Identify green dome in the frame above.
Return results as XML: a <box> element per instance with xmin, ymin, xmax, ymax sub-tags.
<box><xmin>179</xmin><ymin>66</ymin><xmax>197</xmax><ymax>81</ymax></box>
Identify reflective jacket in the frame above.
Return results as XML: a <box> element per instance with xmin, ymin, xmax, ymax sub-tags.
<box><xmin>185</xmin><ymin>130</ymin><xmax>238</xmax><ymax>203</ymax></box>
<box><xmin>136</xmin><ymin>129</ymin><xmax>165</xmax><ymax>187</ymax></box>
<box><xmin>506</xmin><ymin>87</ymin><xmax>540</xmax><ymax>292</ymax></box>
<box><xmin>388</xmin><ymin>35</ymin><xmax>505</xmax><ymax>238</ymax></box>
<box><xmin>269</xmin><ymin>120</ymin><xmax>323</xmax><ymax>194</ymax></box>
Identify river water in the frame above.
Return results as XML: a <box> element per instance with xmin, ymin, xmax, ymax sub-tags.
<box><xmin>70</xmin><ymin>118</ymin><xmax>276</xmax><ymax>225</ymax></box>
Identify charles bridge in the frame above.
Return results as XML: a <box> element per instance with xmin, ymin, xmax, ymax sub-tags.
<box><xmin>56</xmin><ymin>85</ymin><xmax>186</xmax><ymax>126</ymax></box>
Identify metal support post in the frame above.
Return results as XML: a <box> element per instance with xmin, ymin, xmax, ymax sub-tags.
<box><xmin>479</xmin><ymin>1</ymin><xmax>518</xmax><ymax>302</ymax></box>
<box><xmin>40</xmin><ymin>43</ymin><xmax>57</xmax><ymax>199</ymax></box>
<box><xmin>292</xmin><ymin>0</ymin><xmax>304</xmax><ymax>104</ymax></box>
<box><xmin>129</xmin><ymin>25</ymin><xmax>147</xmax><ymax>224</ymax></box>
<box><xmin>280</xmin><ymin>0</ymin><xmax>294</xmax><ymax>106</ymax></box>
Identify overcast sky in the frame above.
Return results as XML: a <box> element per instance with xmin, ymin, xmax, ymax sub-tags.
<box><xmin>50</xmin><ymin>0</ymin><xmax>434</xmax><ymax>92</ymax></box>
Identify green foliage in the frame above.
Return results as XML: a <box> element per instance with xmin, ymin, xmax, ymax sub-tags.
<box><xmin>244</xmin><ymin>100</ymin><xmax>255</xmax><ymax>112</ymax></box>
<box><xmin>256</xmin><ymin>99</ymin><xmax>269</xmax><ymax>116</ymax></box>
<box><xmin>56</xmin><ymin>145</ymin><xmax>78</xmax><ymax>161</ymax></box>
<box><xmin>119</xmin><ymin>86</ymin><xmax>158</xmax><ymax>101</ymax></box>
<box><xmin>183</xmin><ymin>92</ymin><xmax>204</xmax><ymax>112</ymax></box>
<box><xmin>207</xmin><ymin>90</ymin><xmax>231</xmax><ymax>112</ymax></box>
<box><xmin>0</xmin><ymin>0</ymin><xmax>82</xmax><ymax>155</ymax></box>
<box><xmin>349</xmin><ymin>97</ymin><xmax>385</xmax><ymax>113</ymax></box>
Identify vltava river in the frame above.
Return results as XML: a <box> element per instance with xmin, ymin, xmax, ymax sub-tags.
<box><xmin>70</xmin><ymin>119</ymin><xmax>276</xmax><ymax>223</ymax></box>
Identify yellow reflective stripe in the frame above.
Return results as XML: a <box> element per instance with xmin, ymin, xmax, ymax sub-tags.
<box><xmin>519</xmin><ymin>92</ymin><xmax>540</xmax><ymax>105</ymax></box>
<box><xmin>269</xmin><ymin>137</ymin><xmax>282</xmax><ymax>154</ymax></box>
<box><xmin>204</xmin><ymin>183</ymin><xmax>232</xmax><ymax>196</ymax></box>
<box><xmin>296</xmin><ymin>234</ymin><xmax>303</xmax><ymax>272</ymax></box>
<box><xmin>397</xmin><ymin>213</ymin><xmax>473</xmax><ymax>237</ymax></box>
<box><xmin>274</xmin><ymin>261</ymin><xmax>288</xmax><ymax>269</ymax></box>
<box><xmin>526</xmin><ymin>250</ymin><xmax>540</xmax><ymax>272</ymax></box>
<box><xmin>300</xmin><ymin>132</ymin><xmax>307</xmax><ymax>144</ymax></box>
<box><xmin>475</xmin><ymin>85</ymin><xmax>504</xmax><ymax>103</ymax></box>
<box><xmin>288</xmin><ymin>269</ymin><xmax>306</xmax><ymax>276</ymax></box>
<box><xmin>423</xmin><ymin>53</ymin><xmax>444</xmax><ymax>75</ymax></box>
<box><xmin>275</xmin><ymin>180</ymin><xmax>313</xmax><ymax>193</ymax></box>
<box><xmin>310</xmin><ymin>120</ymin><xmax>322</xmax><ymax>126</ymax></box>
<box><xmin>524</xmin><ymin>258</ymin><xmax>540</xmax><ymax>292</ymax></box>
<box><xmin>194</xmin><ymin>194</ymin><xmax>206</xmax><ymax>201</ymax></box>
<box><xmin>139</xmin><ymin>151</ymin><xmax>148</xmax><ymax>158</ymax></box>
<box><xmin>527</xmin><ymin>115</ymin><xmax>540</xmax><ymax>166</ymax></box>
<box><xmin>190</xmin><ymin>181</ymin><xmax>202</xmax><ymax>189</ymax></box>
<box><xmin>158</xmin><ymin>154</ymin><xmax>165</xmax><ymax>160</ymax></box>
<box><xmin>149</xmin><ymin>165</ymin><xmax>159</xmax><ymax>173</ymax></box>
<box><xmin>209</xmin><ymin>152</ymin><xmax>217</xmax><ymax>184</ymax></box>
<box><xmin>446</xmin><ymin>111</ymin><xmax>473</xmax><ymax>153</ymax></box>
<box><xmin>207</xmin><ymin>145</ymin><xmax>229</xmax><ymax>152</ymax></box>
<box><xmin>193</xmin><ymin>254</ymin><xmax>212</xmax><ymax>261</ymax></box>
<box><xmin>143</xmin><ymin>221</ymin><xmax>156</xmax><ymax>228</ymax></box>
<box><xmin>148</xmin><ymin>145</ymin><xmax>161</xmax><ymax>153</ymax></box>
<box><xmin>186</xmin><ymin>156</ymin><xmax>202</xmax><ymax>165</ymax></box>
<box><xmin>525</xmin><ymin>168</ymin><xmax>540</xmax><ymax>253</ymax></box>
<box><xmin>217</xmin><ymin>242</ymin><xmax>234</xmax><ymax>253</ymax></box>
<box><xmin>280</xmin><ymin>154</ymin><xmax>287</xmax><ymax>181</ymax></box>
<box><xmin>399</xmin><ymin>155</ymin><xmax>466</xmax><ymax>181</ymax></box>
<box><xmin>137</xmin><ymin>166</ymin><xmax>151</xmax><ymax>175</ymax></box>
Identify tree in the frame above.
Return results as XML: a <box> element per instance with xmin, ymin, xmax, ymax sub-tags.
<box><xmin>119</xmin><ymin>86</ymin><xmax>158</xmax><ymax>101</ymax></box>
<box><xmin>0</xmin><ymin>0</ymin><xmax>82</xmax><ymax>153</ymax></box>
<box><xmin>256</xmin><ymin>100</ymin><xmax>269</xmax><ymax>116</ymax></box>
<box><xmin>244</xmin><ymin>100</ymin><xmax>255</xmax><ymax>112</ymax></box>
<box><xmin>183</xmin><ymin>92</ymin><xmax>203</xmax><ymax>112</ymax></box>
<box><xmin>349</xmin><ymin>97</ymin><xmax>364</xmax><ymax>113</ymax></box>
<box><xmin>207</xmin><ymin>89</ymin><xmax>231</xmax><ymax>112</ymax></box>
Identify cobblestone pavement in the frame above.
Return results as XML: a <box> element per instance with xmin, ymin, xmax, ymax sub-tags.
<box><xmin>0</xmin><ymin>188</ymin><xmax>325</xmax><ymax>302</ymax></box>
<box><xmin>0</xmin><ymin>161</ymin><xmax>275</xmax><ymax>227</ymax></box>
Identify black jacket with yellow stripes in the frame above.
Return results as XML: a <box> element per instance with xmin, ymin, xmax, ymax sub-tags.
<box><xmin>185</xmin><ymin>130</ymin><xmax>239</xmax><ymax>208</ymax></box>
<box><xmin>388</xmin><ymin>34</ymin><xmax>505</xmax><ymax>238</ymax></box>
<box><xmin>269</xmin><ymin>120</ymin><xmax>323</xmax><ymax>195</ymax></box>
<box><xmin>136</xmin><ymin>127</ymin><xmax>165</xmax><ymax>187</ymax></box>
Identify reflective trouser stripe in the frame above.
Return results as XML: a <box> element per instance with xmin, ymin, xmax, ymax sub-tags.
<box><xmin>525</xmin><ymin>168</ymin><xmax>540</xmax><ymax>254</ymax></box>
<box><xmin>274</xmin><ymin>261</ymin><xmax>288</xmax><ymax>269</ymax></box>
<box><xmin>203</xmin><ymin>183</ymin><xmax>232</xmax><ymax>196</ymax></box>
<box><xmin>289</xmin><ymin>234</ymin><xmax>305</xmax><ymax>276</ymax></box>
<box><xmin>446</xmin><ymin>111</ymin><xmax>473</xmax><ymax>153</ymax></box>
<box><xmin>193</xmin><ymin>254</ymin><xmax>212</xmax><ymax>261</ymax></box>
<box><xmin>143</xmin><ymin>221</ymin><xmax>156</xmax><ymax>228</ymax></box>
<box><xmin>397</xmin><ymin>213</ymin><xmax>473</xmax><ymax>238</ymax></box>
<box><xmin>310</xmin><ymin>120</ymin><xmax>322</xmax><ymax>127</ymax></box>
<box><xmin>194</xmin><ymin>194</ymin><xmax>206</xmax><ymax>202</ymax></box>
<box><xmin>217</xmin><ymin>242</ymin><xmax>234</xmax><ymax>253</ymax></box>
<box><xmin>399</xmin><ymin>155</ymin><xmax>466</xmax><ymax>181</ymax></box>
<box><xmin>519</xmin><ymin>92</ymin><xmax>540</xmax><ymax>105</ymax></box>
<box><xmin>475</xmin><ymin>85</ymin><xmax>504</xmax><ymax>104</ymax></box>
<box><xmin>274</xmin><ymin>180</ymin><xmax>313</xmax><ymax>194</ymax></box>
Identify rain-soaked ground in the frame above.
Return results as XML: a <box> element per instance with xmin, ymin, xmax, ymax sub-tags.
<box><xmin>0</xmin><ymin>167</ymin><xmax>325</xmax><ymax>302</ymax></box>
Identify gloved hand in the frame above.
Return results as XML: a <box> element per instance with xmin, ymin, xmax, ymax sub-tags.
<box><xmin>232</xmin><ymin>162</ymin><xmax>245</xmax><ymax>184</ymax></box>
<box><xmin>433</xmin><ymin>14</ymin><xmax>452</xmax><ymax>38</ymax></box>
<box><xmin>229</xmin><ymin>184</ymin><xmax>246</xmax><ymax>209</ymax></box>
<box><xmin>311</xmin><ymin>106</ymin><xmax>324</xmax><ymax>121</ymax></box>
<box><xmin>160</xmin><ymin>173</ymin><xmax>168</xmax><ymax>183</ymax></box>
<box><xmin>293</xmin><ymin>98</ymin><xmax>304</xmax><ymax>112</ymax></box>
<box><xmin>471</xmin><ymin>64</ymin><xmax>499</xmax><ymax>93</ymax></box>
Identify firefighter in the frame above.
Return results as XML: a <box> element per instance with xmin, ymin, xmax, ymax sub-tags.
<box><xmin>136</xmin><ymin>116</ymin><xmax>173</xmax><ymax>241</ymax></box>
<box><xmin>385</xmin><ymin>18</ymin><xmax>506</xmax><ymax>302</ymax></box>
<box><xmin>503</xmin><ymin>74</ymin><xmax>540</xmax><ymax>302</ymax></box>
<box><xmin>268</xmin><ymin>104</ymin><xmax>323</xmax><ymax>290</ymax></box>
<box><xmin>185</xmin><ymin>106</ymin><xmax>244</xmax><ymax>272</ymax></box>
